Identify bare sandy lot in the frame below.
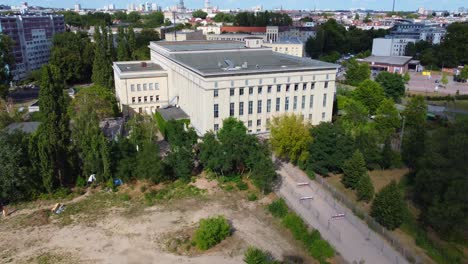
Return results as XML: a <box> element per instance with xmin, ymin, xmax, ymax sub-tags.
<box><xmin>0</xmin><ymin>179</ymin><xmax>317</xmax><ymax>264</ymax></box>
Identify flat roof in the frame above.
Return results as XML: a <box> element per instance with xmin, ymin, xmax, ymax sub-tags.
<box><xmin>362</xmin><ymin>56</ymin><xmax>413</xmax><ymax>66</ymax></box>
<box><xmin>157</xmin><ymin>107</ymin><xmax>189</xmax><ymax>121</ymax></box>
<box><xmin>170</xmin><ymin>49</ymin><xmax>336</xmax><ymax>76</ymax></box>
<box><xmin>116</xmin><ymin>62</ymin><xmax>163</xmax><ymax>73</ymax></box>
<box><xmin>156</xmin><ymin>41</ymin><xmax>247</xmax><ymax>52</ymax></box>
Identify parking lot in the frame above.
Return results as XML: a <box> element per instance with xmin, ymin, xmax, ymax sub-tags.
<box><xmin>407</xmin><ymin>72</ymin><xmax>468</xmax><ymax>95</ymax></box>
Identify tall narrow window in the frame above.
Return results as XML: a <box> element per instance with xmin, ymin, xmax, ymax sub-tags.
<box><xmin>249</xmin><ymin>87</ymin><xmax>253</xmax><ymax>94</ymax></box>
<box><xmin>323</xmin><ymin>94</ymin><xmax>327</xmax><ymax>107</ymax></box>
<box><xmin>267</xmin><ymin>99</ymin><xmax>271</xmax><ymax>113</ymax></box>
<box><xmin>276</xmin><ymin>98</ymin><xmax>280</xmax><ymax>112</ymax></box>
<box><xmin>230</xmin><ymin>88</ymin><xmax>235</xmax><ymax>96</ymax></box>
<box><xmin>310</xmin><ymin>95</ymin><xmax>314</xmax><ymax>109</ymax></box>
<box><xmin>248</xmin><ymin>101</ymin><xmax>253</xmax><ymax>114</ymax></box>
<box><xmin>277</xmin><ymin>85</ymin><xmax>281</xmax><ymax>92</ymax></box>
<box><xmin>311</xmin><ymin>82</ymin><xmax>315</xmax><ymax>90</ymax></box>
<box><xmin>267</xmin><ymin>85</ymin><xmax>272</xmax><ymax>93</ymax></box>
<box><xmin>285</xmin><ymin>97</ymin><xmax>289</xmax><ymax>111</ymax></box>
<box><xmin>301</xmin><ymin>95</ymin><xmax>305</xmax><ymax>109</ymax></box>
<box><xmin>239</xmin><ymin>88</ymin><xmax>244</xmax><ymax>95</ymax></box>
<box><xmin>230</xmin><ymin>103</ymin><xmax>235</xmax><ymax>116</ymax></box>
<box><xmin>214</xmin><ymin>90</ymin><xmax>218</xmax><ymax>97</ymax></box>
<box><xmin>239</xmin><ymin>102</ymin><xmax>244</xmax><ymax>116</ymax></box>
<box><xmin>131</xmin><ymin>84</ymin><xmax>135</xmax><ymax>91</ymax></box>
<box><xmin>257</xmin><ymin>100</ymin><xmax>262</xmax><ymax>113</ymax></box>
<box><xmin>214</xmin><ymin>104</ymin><xmax>219</xmax><ymax>118</ymax></box>
<box><xmin>293</xmin><ymin>96</ymin><xmax>297</xmax><ymax>110</ymax></box>
<box><xmin>258</xmin><ymin>87</ymin><xmax>262</xmax><ymax>94</ymax></box>
<box><xmin>324</xmin><ymin>81</ymin><xmax>329</xmax><ymax>89</ymax></box>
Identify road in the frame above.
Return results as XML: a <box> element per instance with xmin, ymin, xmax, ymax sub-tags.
<box><xmin>276</xmin><ymin>161</ymin><xmax>408</xmax><ymax>264</ymax></box>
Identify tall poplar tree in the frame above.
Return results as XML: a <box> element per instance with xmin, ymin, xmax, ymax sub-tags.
<box><xmin>30</xmin><ymin>65</ymin><xmax>71</xmax><ymax>192</ymax></box>
<box><xmin>117</xmin><ymin>27</ymin><xmax>130</xmax><ymax>61</ymax></box>
<box><xmin>92</xmin><ymin>26</ymin><xmax>113</xmax><ymax>89</ymax></box>
<box><xmin>128</xmin><ymin>26</ymin><xmax>137</xmax><ymax>60</ymax></box>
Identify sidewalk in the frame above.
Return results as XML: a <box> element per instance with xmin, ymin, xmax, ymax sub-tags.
<box><xmin>276</xmin><ymin>161</ymin><xmax>408</xmax><ymax>264</ymax></box>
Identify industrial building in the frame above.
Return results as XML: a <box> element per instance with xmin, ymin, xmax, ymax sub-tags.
<box><xmin>113</xmin><ymin>40</ymin><xmax>338</xmax><ymax>135</ymax></box>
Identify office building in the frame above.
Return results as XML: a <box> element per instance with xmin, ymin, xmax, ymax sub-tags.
<box><xmin>113</xmin><ymin>40</ymin><xmax>338</xmax><ymax>135</ymax></box>
<box><xmin>0</xmin><ymin>13</ymin><xmax>65</xmax><ymax>80</ymax></box>
<box><xmin>371</xmin><ymin>38</ymin><xmax>416</xmax><ymax>57</ymax></box>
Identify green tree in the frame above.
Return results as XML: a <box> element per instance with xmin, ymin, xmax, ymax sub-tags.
<box><xmin>193</xmin><ymin>215</ymin><xmax>231</xmax><ymax>250</ymax></box>
<box><xmin>345</xmin><ymin>59</ymin><xmax>371</xmax><ymax>86</ymax></box>
<box><xmin>192</xmin><ymin>10</ymin><xmax>208</xmax><ymax>19</ymax></box>
<box><xmin>354</xmin><ymin>13</ymin><xmax>360</xmax><ymax>20</ymax></box>
<box><xmin>357</xmin><ymin>173</ymin><xmax>374</xmax><ymax>202</ymax></box>
<box><xmin>354</xmin><ymin>127</ymin><xmax>381</xmax><ymax>168</ymax></box>
<box><xmin>307</xmin><ymin>123</ymin><xmax>355</xmax><ymax>175</ymax></box>
<box><xmin>441</xmin><ymin>72</ymin><xmax>449</xmax><ymax>86</ymax></box>
<box><xmin>405</xmin><ymin>42</ymin><xmax>416</xmax><ymax>57</ymax></box>
<box><xmin>403</xmin><ymin>72</ymin><xmax>411</xmax><ymax>83</ymax></box>
<box><xmin>371</xmin><ymin>181</ymin><xmax>406</xmax><ymax>230</ymax></box>
<box><xmin>340</xmin><ymin>99</ymin><xmax>369</xmax><ymax>134</ymax></box>
<box><xmin>92</xmin><ymin>27</ymin><xmax>114</xmax><ymax>89</ymax></box>
<box><xmin>352</xmin><ymin>80</ymin><xmax>385</xmax><ymax>114</ymax></box>
<box><xmin>116</xmin><ymin>27</ymin><xmax>130</xmax><ymax>61</ymax></box>
<box><xmin>363</xmin><ymin>13</ymin><xmax>371</xmax><ymax>23</ymax></box>
<box><xmin>402</xmin><ymin>96</ymin><xmax>427</xmax><ymax>169</ymax></box>
<box><xmin>380</xmin><ymin>138</ymin><xmax>394</xmax><ymax>169</ymax></box>
<box><xmin>0</xmin><ymin>131</ymin><xmax>41</xmax><ymax>202</ymax></box>
<box><xmin>459</xmin><ymin>67</ymin><xmax>468</xmax><ymax>80</ymax></box>
<box><xmin>70</xmin><ymin>85</ymin><xmax>118</xmax><ymax>119</ymax></box>
<box><xmin>342</xmin><ymin>150</ymin><xmax>366</xmax><ymax>189</ymax></box>
<box><xmin>135</xmin><ymin>142</ymin><xmax>164</xmax><ymax>183</ymax></box>
<box><xmin>143</xmin><ymin>11</ymin><xmax>165</xmax><ymax>27</ymax></box>
<box><xmin>374</xmin><ymin>98</ymin><xmax>400</xmax><ymax>140</ymax></box>
<box><xmin>269</xmin><ymin>114</ymin><xmax>312</xmax><ymax>164</ymax></box>
<box><xmin>375</xmin><ymin>71</ymin><xmax>406</xmax><ymax>102</ymax></box>
<box><xmin>247</xmin><ymin>141</ymin><xmax>278</xmax><ymax>193</ymax></box>
<box><xmin>164</xmin><ymin>120</ymin><xmax>197</xmax><ymax>181</ymax></box>
<box><xmin>214</xmin><ymin>12</ymin><xmax>235</xmax><ymax>23</ymax></box>
<box><xmin>128</xmin><ymin>26</ymin><xmax>137</xmax><ymax>60</ymax></box>
<box><xmin>30</xmin><ymin>65</ymin><xmax>72</xmax><ymax>193</ymax></box>
<box><xmin>127</xmin><ymin>11</ymin><xmax>141</xmax><ymax>23</ymax></box>
<box><xmin>0</xmin><ymin>34</ymin><xmax>14</xmax><ymax>98</ymax></box>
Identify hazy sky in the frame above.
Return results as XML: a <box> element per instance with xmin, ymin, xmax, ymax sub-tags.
<box><xmin>4</xmin><ymin>0</ymin><xmax>467</xmax><ymax>11</ymax></box>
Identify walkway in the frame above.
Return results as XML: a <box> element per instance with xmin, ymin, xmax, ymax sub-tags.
<box><xmin>276</xmin><ymin>161</ymin><xmax>408</xmax><ymax>264</ymax></box>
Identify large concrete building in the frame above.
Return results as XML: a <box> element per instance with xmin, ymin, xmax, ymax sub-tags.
<box><xmin>0</xmin><ymin>13</ymin><xmax>65</xmax><ymax>80</ymax></box>
<box><xmin>113</xmin><ymin>40</ymin><xmax>337</xmax><ymax>135</ymax></box>
<box><xmin>371</xmin><ymin>38</ymin><xmax>416</xmax><ymax>57</ymax></box>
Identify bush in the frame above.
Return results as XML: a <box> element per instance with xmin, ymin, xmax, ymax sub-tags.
<box><xmin>282</xmin><ymin>213</ymin><xmax>314</xmax><ymax>245</ymax></box>
<box><xmin>243</xmin><ymin>247</ymin><xmax>278</xmax><ymax>264</ymax></box>
<box><xmin>371</xmin><ymin>181</ymin><xmax>406</xmax><ymax>230</ymax></box>
<box><xmin>193</xmin><ymin>215</ymin><xmax>231</xmax><ymax>250</ymax></box>
<box><xmin>268</xmin><ymin>199</ymin><xmax>289</xmax><ymax>218</ymax></box>
<box><xmin>356</xmin><ymin>173</ymin><xmax>374</xmax><ymax>202</ymax></box>
<box><xmin>76</xmin><ymin>176</ymin><xmax>86</xmax><ymax>187</ymax></box>
<box><xmin>236</xmin><ymin>181</ymin><xmax>248</xmax><ymax>191</ymax></box>
<box><xmin>310</xmin><ymin>239</ymin><xmax>334</xmax><ymax>261</ymax></box>
<box><xmin>247</xmin><ymin>192</ymin><xmax>258</xmax><ymax>201</ymax></box>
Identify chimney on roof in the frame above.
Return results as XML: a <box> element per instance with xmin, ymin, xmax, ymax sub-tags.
<box><xmin>141</xmin><ymin>62</ymin><xmax>147</xmax><ymax>67</ymax></box>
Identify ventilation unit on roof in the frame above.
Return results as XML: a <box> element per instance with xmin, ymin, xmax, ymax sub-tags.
<box><xmin>224</xmin><ymin>59</ymin><xmax>235</xmax><ymax>69</ymax></box>
<box><xmin>242</xmin><ymin>62</ymin><xmax>248</xmax><ymax>69</ymax></box>
<box><xmin>255</xmin><ymin>64</ymin><xmax>260</xmax><ymax>69</ymax></box>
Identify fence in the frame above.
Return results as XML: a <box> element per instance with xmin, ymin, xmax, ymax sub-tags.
<box><xmin>311</xmin><ymin>174</ymin><xmax>422</xmax><ymax>264</ymax></box>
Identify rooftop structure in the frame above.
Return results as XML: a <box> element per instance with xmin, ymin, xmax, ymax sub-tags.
<box><xmin>4</xmin><ymin>122</ymin><xmax>41</xmax><ymax>134</ymax></box>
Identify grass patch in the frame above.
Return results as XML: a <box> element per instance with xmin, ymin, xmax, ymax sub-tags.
<box><xmin>246</xmin><ymin>192</ymin><xmax>258</xmax><ymax>201</ymax></box>
<box><xmin>192</xmin><ymin>215</ymin><xmax>231</xmax><ymax>250</ymax></box>
<box><xmin>144</xmin><ymin>180</ymin><xmax>205</xmax><ymax>206</ymax></box>
<box><xmin>268</xmin><ymin>199</ymin><xmax>335</xmax><ymax>263</ymax></box>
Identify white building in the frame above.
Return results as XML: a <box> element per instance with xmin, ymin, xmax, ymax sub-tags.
<box><xmin>113</xmin><ymin>41</ymin><xmax>338</xmax><ymax>135</ymax></box>
<box><xmin>165</xmin><ymin>30</ymin><xmax>205</xmax><ymax>41</ymax></box>
<box><xmin>74</xmin><ymin>4</ymin><xmax>81</xmax><ymax>12</ymax></box>
<box><xmin>371</xmin><ymin>38</ymin><xmax>416</xmax><ymax>57</ymax></box>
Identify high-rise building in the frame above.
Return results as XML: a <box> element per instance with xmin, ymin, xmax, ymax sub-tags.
<box><xmin>0</xmin><ymin>13</ymin><xmax>65</xmax><ymax>80</ymax></box>
<box><xmin>74</xmin><ymin>3</ymin><xmax>81</xmax><ymax>12</ymax></box>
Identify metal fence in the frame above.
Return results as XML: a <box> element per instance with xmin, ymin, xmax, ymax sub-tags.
<box><xmin>309</xmin><ymin>174</ymin><xmax>423</xmax><ymax>264</ymax></box>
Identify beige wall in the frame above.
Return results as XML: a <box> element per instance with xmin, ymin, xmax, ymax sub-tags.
<box><xmin>165</xmin><ymin>30</ymin><xmax>205</xmax><ymax>41</ymax></box>
<box><xmin>150</xmin><ymin>49</ymin><xmax>336</xmax><ymax>134</ymax></box>
<box><xmin>263</xmin><ymin>42</ymin><xmax>305</xmax><ymax>57</ymax></box>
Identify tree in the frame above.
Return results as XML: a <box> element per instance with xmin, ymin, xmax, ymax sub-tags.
<box><xmin>374</xmin><ymin>98</ymin><xmax>400</xmax><ymax>140</ymax></box>
<box><xmin>116</xmin><ymin>27</ymin><xmax>130</xmax><ymax>61</ymax></box>
<box><xmin>70</xmin><ymin>85</ymin><xmax>118</xmax><ymax>119</ymax></box>
<box><xmin>402</xmin><ymin>96</ymin><xmax>427</xmax><ymax>169</ymax></box>
<box><xmin>354</xmin><ymin>13</ymin><xmax>360</xmax><ymax>20</ymax></box>
<box><xmin>247</xmin><ymin>141</ymin><xmax>278</xmax><ymax>193</ymax></box>
<box><xmin>164</xmin><ymin>120</ymin><xmax>197</xmax><ymax>181</ymax></box>
<box><xmin>135</xmin><ymin>142</ymin><xmax>164</xmax><ymax>183</ymax></box>
<box><xmin>380</xmin><ymin>138</ymin><xmax>395</xmax><ymax>169</ymax></box>
<box><xmin>403</xmin><ymin>72</ymin><xmax>411</xmax><ymax>83</ymax></box>
<box><xmin>345</xmin><ymin>59</ymin><xmax>371</xmax><ymax>86</ymax></box>
<box><xmin>354</xmin><ymin>127</ymin><xmax>381</xmax><ymax>168</ymax></box>
<box><xmin>269</xmin><ymin>114</ymin><xmax>312</xmax><ymax>164</ymax></box>
<box><xmin>214</xmin><ymin>12</ymin><xmax>235</xmax><ymax>23</ymax></box>
<box><xmin>441</xmin><ymin>72</ymin><xmax>449</xmax><ymax>86</ymax></box>
<box><xmin>371</xmin><ymin>181</ymin><xmax>406</xmax><ymax>230</ymax></box>
<box><xmin>127</xmin><ymin>11</ymin><xmax>141</xmax><ymax>23</ymax></box>
<box><xmin>340</xmin><ymin>99</ymin><xmax>369</xmax><ymax>134</ymax></box>
<box><xmin>92</xmin><ymin>26</ymin><xmax>114</xmax><ymax>89</ymax></box>
<box><xmin>143</xmin><ymin>11</ymin><xmax>165</xmax><ymax>27</ymax></box>
<box><xmin>0</xmin><ymin>131</ymin><xmax>41</xmax><ymax>202</ymax></box>
<box><xmin>307</xmin><ymin>123</ymin><xmax>355</xmax><ymax>175</ymax></box>
<box><xmin>352</xmin><ymin>80</ymin><xmax>385</xmax><ymax>114</ymax></box>
<box><xmin>357</xmin><ymin>173</ymin><xmax>374</xmax><ymax>202</ymax></box>
<box><xmin>128</xmin><ymin>26</ymin><xmax>137</xmax><ymax>60</ymax></box>
<box><xmin>363</xmin><ymin>13</ymin><xmax>371</xmax><ymax>23</ymax></box>
<box><xmin>0</xmin><ymin>34</ymin><xmax>14</xmax><ymax>98</ymax></box>
<box><xmin>30</xmin><ymin>65</ymin><xmax>72</xmax><ymax>193</ymax></box>
<box><xmin>405</xmin><ymin>42</ymin><xmax>416</xmax><ymax>57</ymax></box>
<box><xmin>192</xmin><ymin>10</ymin><xmax>208</xmax><ymax>19</ymax></box>
<box><xmin>342</xmin><ymin>150</ymin><xmax>366</xmax><ymax>189</ymax></box>
<box><xmin>459</xmin><ymin>67</ymin><xmax>468</xmax><ymax>81</ymax></box>
<box><xmin>375</xmin><ymin>72</ymin><xmax>406</xmax><ymax>102</ymax></box>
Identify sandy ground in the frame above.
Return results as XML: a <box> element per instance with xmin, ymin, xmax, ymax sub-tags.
<box><xmin>0</xmin><ymin>179</ymin><xmax>316</xmax><ymax>264</ymax></box>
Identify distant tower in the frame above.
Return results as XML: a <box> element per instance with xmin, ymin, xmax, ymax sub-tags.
<box><xmin>204</xmin><ymin>0</ymin><xmax>211</xmax><ymax>9</ymax></box>
<box><xmin>392</xmin><ymin>0</ymin><xmax>396</xmax><ymax>12</ymax></box>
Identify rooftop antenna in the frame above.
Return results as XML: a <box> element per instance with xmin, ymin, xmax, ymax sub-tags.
<box><xmin>392</xmin><ymin>0</ymin><xmax>396</xmax><ymax>12</ymax></box>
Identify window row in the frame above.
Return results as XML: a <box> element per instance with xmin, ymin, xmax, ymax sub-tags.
<box><xmin>214</xmin><ymin>94</ymin><xmax>328</xmax><ymax>118</ymax></box>
<box><xmin>131</xmin><ymin>95</ymin><xmax>160</xmax><ymax>103</ymax></box>
<box><xmin>130</xmin><ymin>83</ymin><xmax>160</xmax><ymax>92</ymax></box>
<box><xmin>213</xmin><ymin>75</ymin><xmax>332</xmax><ymax>88</ymax></box>
<box><xmin>214</xmin><ymin>82</ymin><xmax>330</xmax><ymax>98</ymax></box>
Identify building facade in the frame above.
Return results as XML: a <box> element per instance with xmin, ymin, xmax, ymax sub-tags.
<box><xmin>0</xmin><ymin>13</ymin><xmax>65</xmax><ymax>80</ymax></box>
<box><xmin>372</xmin><ymin>38</ymin><xmax>416</xmax><ymax>57</ymax></box>
<box><xmin>114</xmin><ymin>41</ymin><xmax>337</xmax><ymax>135</ymax></box>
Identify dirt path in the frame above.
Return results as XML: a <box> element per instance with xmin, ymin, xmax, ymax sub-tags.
<box><xmin>276</xmin><ymin>161</ymin><xmax>408</xmax><ymax>264</ymax></box>
<box><xmin>0</xmin><ymin>184</ymin><xmax>316</xmax><ymax>264</ymax></box>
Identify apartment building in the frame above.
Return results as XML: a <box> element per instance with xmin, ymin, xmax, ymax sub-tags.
<box><xmin>0</xmin><ymin>13</ymin><xmax>65</xmax><ymax>80</ymax></box>
<box><xmin>113</xmin><ymin>40</ymin><xmax>338</xmax><ymax>135</ymax></box>
<box><xmin>372</xmin><ymin>38</ymin><xmax>416</xmax><ymax>56</ymax></box>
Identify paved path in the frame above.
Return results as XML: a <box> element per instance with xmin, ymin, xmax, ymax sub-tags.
<box><xmin>276</xmin><ymin>161</ymin><xmax>408</xmax><ymax>264</ymax></box>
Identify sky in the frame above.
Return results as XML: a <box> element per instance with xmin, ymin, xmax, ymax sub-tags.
<box><xmin>4</xmin><ymin>0</ymin><xmax>467</xmax><ymax>11</ymax></box>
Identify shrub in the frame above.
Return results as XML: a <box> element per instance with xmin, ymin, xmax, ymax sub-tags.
<box><xmin>356</xmin><ymin>173</ymin><xmax>374</xmax><ymax>202</ymax></box>
<box><xmin>268</xmin><ymin>199</ymin><xmax>288</xmax><ymax>218</ymax></box>
<box><xmin>76</xmin><ymin>177</ymin><xmax>86</xmax><ymax>187</ymax></box>
<box><xmin>310</xmin><ymin>239</ymin><xmax>334</xmax><ymax>261</ymax></box>
<box><xmin>243</xmin><ymin>247</ymin><xmax>278</xmax><ymax>264</ymax></box>
<box><xmin>193</xmin><ymin>215</ymin><xmax>231</xmax><ymax>250</ymax></box>
<box><xmin>282</xmin><ymin>213</ymin><xmax>315</xmax><ymax>245</ymax></box>
<box><xmin>247</xmin><ymin>192</ymin><xmax>258</xmax><ymax>201</ymax></box>
<box><xmin>236</xmin><ymin>181</ymin><xmax>248</xmax><ymax>191</ymax></box>
<box><xmin>371</xmin><ymin>181</ymin><xmax>406</xmax><ymax>230</ymax></box>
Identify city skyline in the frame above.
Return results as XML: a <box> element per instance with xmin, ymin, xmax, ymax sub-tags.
<box><xmin>3</xmin><ymin>0</ymin><xmax>467</xmax><ymax>11</ymax></box>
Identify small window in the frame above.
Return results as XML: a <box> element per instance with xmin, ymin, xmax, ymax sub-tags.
<box><xmin>214</xmin><ymin>124</ymin><xmax>219</xmax><ymax>131</ymax></box>
<box><xmin>286</xmin><ymin>85</ymin><xmax>290</xmax><ymax>92</ymax></box>
<box><xmin>149</xmin><ymin>83</ymin><xmax>153</xmax><ymax>90</ymax></box>
<box><xmin>138</xmin><ymin>97</ymin><xmax>142</xmax><ymax>103</ymax></box>
<box><xmin>132</xmin><ymin>97</ymin><xmax>136</xmax><ymax>103</ymax></box>
<box><xmin>311</xmin><ymin>82</ymin><xmax>315</xmax><ymax>90</ymax></box>
<box><xmin>214</xmin><ymin>81</ymin><xmax>218</xmax><ymax>88</ymax></box>
<box><xmin>143</xmin><ymin>84</ymin><xmax>147</xmax><ymax>91</ymax></box>
<box><xmin>155</xmin><ymin>83</ymin><xmax>159</xmax><ymax>90</ymax></box>
<box><xmin>144</xmin><ymin>96</ymin><xmax>147</xmax><ymax>102</ymax></box>
<box><xmin>259</xmin><ymin>79</ymin><xmax>263</xmax><ymax>84</ymax></box>
<box><xmin>156</xmin><ymin>95</ymin><xmax>160</xmax><ymax>101</ymax></box>
<box><xmin>257</xmin><ymin>119</ymin><xmax>261</xmax><ymax>126</ymax></box>
<box><xmin>322</xmin><ymin>112</ymin><xmax>326</xmax><ymax>120</ymax></box>
<box><xmin>131</xmin><ymin>84</ymin><xmax>135</xmax><ymax>91</ymax></box>
<box><xmin>324</xmin><ymin>82</ymin><xmax>329</xmax><ymax>89</ymax></box>
<box><xmin>230</xmin><ymin>102</ymin><xmax>235</xmax><ymax>117</ymax></box>
<box><xmin>245</xmin><ymin>80</ymin><xmax>249</xmax><ymax>85</ymax></box>
<box><xmin>214</xmin><ymin>104</ymin><xmax>219</xmax><ymax>118</ymax></box>
<box><xmin>303</xmin><ymin>83</ymin><xmax>307</xmax><ymax>90</ymax></box>
<box><xmin>248</xmin><ymin>120</ymin><xmax>252</xmax><ymax>127</ymax></box>
<box><xmin>214</xmin><ymin>90</ymin><xmax>218</xmax><ymax>97</ymax></box>
<box><xmin>231</xmin><ymin>80</ymin><xmax>234</xmax><ymax>86</ymax></box>
<box><xmin>137</xmin><ymin>84</ymin><xmax>141</xmax><ymax>91</ymax></box>
<box><xmin>258</xmin><ymin>87</ymin><xmax>262</xmax><ymax>94</ymax></box>
<box><xmin>267</xmin><ymin>85</ymin><xmax>272</xmax><ymax>93</ymax></box>
<box><xmin>294</xmin><ymin>84</ymin><xmax>299</xmax><ymax>91</ymax></box>
<box><xmin>230</xmin><ymin>88</ymin><xmax>235</xmax><ymax>96</ymax></box>
<box><xmin>150</xmin><ymin>96</ymin><xmax>154</xmax><ymax>102</ymax></box>
<box><xmin>249</xmin><ymin>87</ymin><xmax>253</xmax><ymax>94</ymax></box>
<box><xmin>240</xmin><ymin>88</ymin><xmax>244</xmax><ymax>95</ymax></box>
<box><xmin>277</xmin><ymin>85</ymin><xmax>281</xmax><ymax>92</ymax></box>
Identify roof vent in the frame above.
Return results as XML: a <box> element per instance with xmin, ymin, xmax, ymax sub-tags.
<box><xmin>218</xmin><ymin>62</ymin><xmax>223</xmax><ymax>68</ymax></box>
<box><xmin>255</xmin><ymin>64</ymin><xmax>260</xmax><ymax>69</ymax></box>
<box><xmin>224</xmin><ymin>59</ymin><xmax>235</xmax><ymax>69</ymax></box>
<box><xmin>241</xmin><ymin>62</ymin><xmax>248</xmax><ymax>69</ymax></box>
<box><xmin>141</xmin><ymin>62</ymin><xmax>147</xmax><ymax>67</ymax></box>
